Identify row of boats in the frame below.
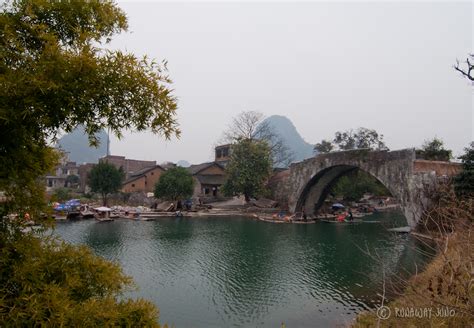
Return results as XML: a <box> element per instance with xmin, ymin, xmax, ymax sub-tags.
<box><xmin>253</xmin><ymin>211</ymin><xmax>378</xmax><ymax>225</ymax></box>
<box><xmin>55</xmin><ymin>206</ymin><xmax>142</xmax><ymax>222</ymax></box>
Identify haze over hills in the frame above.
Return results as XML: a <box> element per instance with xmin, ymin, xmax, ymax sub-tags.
<box><xmin>56</xmin><ymin>125</ymin><xmax>109</xmax><ymax>164</ymax></box>
<box><xmin>262</xmin><ymin>115</ymin><xmax>315</xmax><ymax>163</ymax></box>
<box><xmin>57</xmin><ymin>116</ymin><xmax>314</xmax><ymax>166</ymax></box>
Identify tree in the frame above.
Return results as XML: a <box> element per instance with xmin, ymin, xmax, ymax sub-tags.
<box><xmin>314</xmin><ymin>139</ymin><xmax>334</xmax><ymax>154</ymax></box>
<box><xmin>416</xmin><ymin>138</ymin><xmax>452</xmax><ymax>161</ymax></box>
<box><xmin>65</xmin><ymin>174</ymin><xmax>80</xmax><ymax>188</ymax></box>
<box><xmin>0</xmin><ymin>0</ymin><xmax>178</xmax><ymax>217</ymax></box>
<box><xmin>222</xmin><ymin>139</ymin><xmax>273</xmax><ymax>201</ymax></box>
<box><xmin>454</xmin><ymin>142</ymin><xmax>474</xmax><ymax>198</ymax></box>
<box><xmin>88</xmin><ymin>162</ymin><xmax>124</xmax><ymax>206</ymax></box>
<box><xmin>154</xmin><ymin>167</ymin><xmax>194</xmax><ymax>204</ymax></box>
<box><xmin>454</xmin><ymin>54</ymin><xmax>474</xmax><ymax>81</ymax></box>
<box><xmin>0</xmin><ymin>1</ymin><xmax>177</xmax><ymax>324</ymax></box>
<box><xmin>223</xmin><ymin>111</ymin><xmax>294</xmax><ymax>167</ymax></box>
<box><xmin>52</xmin><ymin>187</ymin><xmax>73</xmax><ymax>202</ymax></box>
<box><xmin>333</xmin><ymin>127</ymin><xmax>388</xmax><ymax>151</ymax></box>
<box><xmin>330</xmin><ymin>169</ymin><xmax>390</xmax><ymax>201</ymax></box>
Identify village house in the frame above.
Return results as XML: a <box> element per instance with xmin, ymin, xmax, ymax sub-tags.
<box><xmin>76</xmin><ymin>155</ymin><xmax>159</xmax><ymax>193</ymax></box>
<box><xmin>187</xmin><ymin>162</ymin><xmax>226</xmax><ymax>201</ymax></box>
<box><xmin>101</xmin><ymin>155</ymin><xmax>157</xmax><ymax>178</ymax></box>
<box><xmin>45</xmin><ymin>159</ymin><xmax>80</xmax><ymax>192</ymax></box>
<box><xmin>122</xmin><ymin>165</ymin><xmax>166</xmax><ymax>193</ymax></box>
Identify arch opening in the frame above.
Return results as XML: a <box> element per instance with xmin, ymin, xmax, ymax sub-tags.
<box><xmin>295</xmin><ymin>165</ymin><xmax>406</xmax><ymax>224</ymax></box>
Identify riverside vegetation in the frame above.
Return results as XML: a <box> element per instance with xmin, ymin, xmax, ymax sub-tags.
<box><xmin>355</xmin><ymin>144</ymin><xmax>474</xmax><ymax>327</ymax></box>
<box><xmin>0</xmin><ymin>0</ymin><xmax>178</xmax><ymax>325</ymax></box>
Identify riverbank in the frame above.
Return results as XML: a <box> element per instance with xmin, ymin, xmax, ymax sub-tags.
<box><xmin>353</xmin><ymin>185</ymin><xmax>474</xmax><ymax>327</ymax></box>
<box><xmin>353</xmin><ymin>228</ymin><xmax>473</xmax><ymax>327</ymax></box>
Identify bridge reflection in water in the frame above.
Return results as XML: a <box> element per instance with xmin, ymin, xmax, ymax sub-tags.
<box><xmin>54</xmin><ymin>214</ymin><xmax>433</xmax><ymax>327</ymax></box>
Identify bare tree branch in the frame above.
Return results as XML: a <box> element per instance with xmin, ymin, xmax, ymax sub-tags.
<box><xmin>454</xmin><ymin>54</ymin><xmax>474</xmax><ymax>81</ymax></box>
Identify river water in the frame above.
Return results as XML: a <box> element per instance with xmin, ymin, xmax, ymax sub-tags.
<box><xmin>53</xmin><ymin>211</ymin><xmax>432</xmax><ymax>327</ymax></box>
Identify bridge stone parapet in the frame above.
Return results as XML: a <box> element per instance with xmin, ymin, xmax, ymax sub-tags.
<box><xmin>271</xmin><ymin>149</ymin><xmax>461</xmax><ymax>228</ymax></box>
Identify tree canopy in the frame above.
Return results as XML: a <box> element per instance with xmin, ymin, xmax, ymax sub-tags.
<box><xmin>0</xmin><ymin>1</ymin><xmax>177</xmax><ymax>325</ymax></box>
<box><xmin>222</xmin><ymin>111</ymin><xmax>294</xmax><ymax>167</ymax></box>
<box><xmin>314</xmin><ymin>139</ymin><xmax>334</xmax><ymax>154</ymax></box>
<box><xmin>416</xmin><ymin>138</ymin><xmax>452</xmax><ymax>161</ymax></box>
<box><xmin>0</xmin><ymin>0</ymin><xmax>179</xmax><ymax>217</ymax></box>
<box><xmin>333</xmin><ymin>127</ymin><xmax>388</xmax><ymax>151</ymax></box>
<box><xmin>454</xmin><ymin>142</ymin><xmax>474</xmax><ymax>198</ymax></box>
<box><xmin>330</xmin><ymin>169</ymin><xmax>391</xmax><ymax>202</ymax></box>
<box><xmin>88</xmin><ymin>161</ymin><xmax>124</xmax><ymax>206</ymax></box>
<box><xmin>222</xmin><ymin>138</ymin><xmax>273</xmax><ymax>201</ymax></box>
<box><xmin>154</xmin><ymin>167</ymin><xmax>194</xmax><ymax>202</ymax></box>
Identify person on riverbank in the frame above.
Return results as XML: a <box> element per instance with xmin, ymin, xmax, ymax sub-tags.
<box><xmin>302</xmin><ymin>209</ymin><xmax>307</xmax><ymax>222</ymax></box>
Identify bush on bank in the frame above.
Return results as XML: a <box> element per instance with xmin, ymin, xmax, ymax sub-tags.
<box><xmin>0</xmin><ymin>224</ymin><xmax>166</xmax><ymax>327</ymax></box>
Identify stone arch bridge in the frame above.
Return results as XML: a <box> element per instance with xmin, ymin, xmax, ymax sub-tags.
<box><xmin>271</xmin><ymin>149</ymin><xmax>461</xmax><ymax>228</ymax></box>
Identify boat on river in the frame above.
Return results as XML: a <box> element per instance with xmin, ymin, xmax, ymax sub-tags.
<box><xmin>320</xmin><ymin>218</ymin><xmax>363</xmax><ymax>224</ymax></box>
<box><xmin>253</xmin><ymin>214</ymin><xmax>317</xmax><ymax>224</ymax></box>
<box><xmin>94</xmin><ymin>206</ymin><xmax>114</xmax><ymax>222</ymax></box>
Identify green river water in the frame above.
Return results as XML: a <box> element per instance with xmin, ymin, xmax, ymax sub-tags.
<box><xmin>53</xmin><ymin>211</ymin><xmax>432</xmax><ymax>327</ymax></box>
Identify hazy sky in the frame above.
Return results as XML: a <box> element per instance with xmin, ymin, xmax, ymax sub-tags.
<box><xmin>109</xmin><ymin>1</ymin><xmax>473</xmax><ymax>164</ymax></box>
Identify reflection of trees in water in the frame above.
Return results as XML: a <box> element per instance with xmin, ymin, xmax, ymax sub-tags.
<box><xmin>291</xmin><ymin>220</ymin><xmax>432</xmax><ymax>309</ymax></box>
<box><xmin>84</xmin><ymin>221</ymin><xmax>125</xmax><ymax>256</ymax></box>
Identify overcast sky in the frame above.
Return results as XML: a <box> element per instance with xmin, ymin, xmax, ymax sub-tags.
<box><xmin>109</xmin><ymin>1</ymin><xmax>473</xmax><ymax>164</ymax></box>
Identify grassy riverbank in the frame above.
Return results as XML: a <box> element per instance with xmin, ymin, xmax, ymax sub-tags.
<box><xmin>354</xmin><ymin>188</ymin><xmax>473</xmax><ymax>327</ymax></box>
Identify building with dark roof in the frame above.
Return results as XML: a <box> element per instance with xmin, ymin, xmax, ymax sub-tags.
<box><xmin>122</xmin><ymin>165</ymin><xmax>165</xmax><ymax>193</ymax></box>
<box><xmin>187</xmin><ymin>162</ymin><xmax>226</xmax><ymax>199</ymax></box>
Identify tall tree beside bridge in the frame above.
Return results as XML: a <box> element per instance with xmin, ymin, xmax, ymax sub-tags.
<box><xmin>222</xmin><ymin>139</ymin><xmax>273</xmax><ymax>202</ymax></box>
<box><xmin>454</xmin><ymin>142</ymin><xmax>474</xmax><ymax>198</ymax></box>
<box><xmin>416</xmin><ymin>138</ymin><xmax>452</xmax><ymax>161</ymax></box>
<box><xmin>0</xmin><ymin>0</ymin><xmax>178</xmax><ymax>326</ymax></box>
<box><xmin>333</xmin><ymin>127</ymin><xmax>388</xmax><ymax>151</ymax></box>
<box><xmin>313</xmin><ymin>139</ymin><xmax>334</xmax><ymax>154</ymax></box>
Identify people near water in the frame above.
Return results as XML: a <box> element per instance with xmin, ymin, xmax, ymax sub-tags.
<box><xmin>302</xmin><ymin>209</ymin><xmax>307</xmax><ymax>222</ymax></box>
<box><xmin>347</xmin><ymin>209</ymin><xmax>354</xmax><ymax>222</ymax></box>
<box><xmin>336</xmin><ymin>213</ymin><xmax>346</xmax><ymax>222</ymax></box>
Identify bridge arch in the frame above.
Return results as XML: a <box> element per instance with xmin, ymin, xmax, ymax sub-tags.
<box><xmin>278</xmin><ymin>149</ymin><xmax>432</xmax><ymax>228</ymax></box>
<box><xmin>294</xmin><ymin>165</ymin><xmax>399</xmax><ymax>218</ymax></box>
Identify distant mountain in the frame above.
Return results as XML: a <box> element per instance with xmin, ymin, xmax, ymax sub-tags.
<box><xmin>262</xmin><ymin>115</ymin><xmax>314</xmax><ymax>164</ymax></box>
<box><xmin>56</xmin><ymin>125</ymin><xmax>109</xmax><ymax>164</ymax></box>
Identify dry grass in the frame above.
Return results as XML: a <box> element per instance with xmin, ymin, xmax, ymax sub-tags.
<box><xmin>354</xmin><ymin>183</ymin><xmax>473</xmax><ymax>327</ymax></box>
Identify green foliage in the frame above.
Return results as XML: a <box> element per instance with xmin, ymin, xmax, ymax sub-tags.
<box><xmin>154</xmin><ymin>167</ymin><xmax>194</xmax><ymax>201</ymax></box>
<box><xmin>88</xmin><ymin>161</ymin><xmax>124</xmax><ymax>205</ymax></box>
<box><xmin>331</xmin><ymin>169</ymin><xmax>390</xmax><ymax>201</ymax></box>
<box><xmin>314</xmin><ymin>139</ymin><xmax>334</xmax><ymax>154</ymax></box>
<box><xmin>454</xmin><ymin>142</ymin><xmax>474</xmax><ymax>198</ymax></box>
<box><xmin>0</xmin><ymin>0</ymin><xmax>179</xmax><ymax>217</ymax></box>
<box><xmin>52</xmin><ymin>187</ymin><xmax>73</xmax><ymax>202</ymax></box>
<box><xmin>416</xmin><ymin>137</ymin><xmax>452</xmax><ymax>161</ymax></box>
<box><xmin>0</xmin><ymin>1</ymin><xmax>177</xmax><ymax>325</ymax></box>
<box><xmin>222</xmin><ymin>139</ymin><xmax>273</xmax><ymax>201</ymax></box>
<box><xmin>0</xmin><ymin>231</ymin><xmax>163</xmax><ymax>327</ymax></box>
<box><xmin>333</xmin><ymin>127</ymin><xmax>388</xmax><ymax>151</ymax></box>
<box><xmin>65</xmin><ymin>174</ymin><xmax>80</xmax><ymax>187</ymax></box>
